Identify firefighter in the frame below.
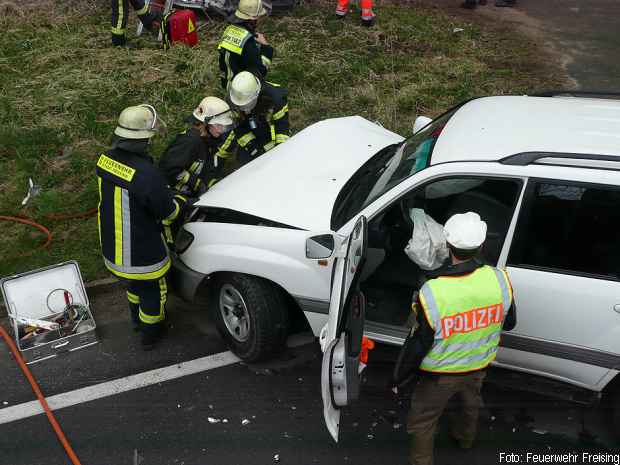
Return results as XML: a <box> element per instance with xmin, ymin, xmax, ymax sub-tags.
<box><xmin>96</xmin><ymin>104</ymin><xmax>180</xmax><ymax>349</ymax></box>
<box><xmin>392</xmin><ymin>212</ymin><xmax>517</xmax><ymax>465</ymax></box>
<box><xmin>335</xmin><ymin>0</ymin><xmax>376</xmax><ymax>26</ymax></box>
<box><xmin>111</xmin><ymin>0</ymin><xmax>160</xmax><ymax>47</ymax></box>
<box><xmin>227</xmin><ymin>71</ymin><xmax>290</xmax><ymax>164</ymax></box>
<box><xmin>159</xmin><ymin>96</ymin><xmax>236</xmax><ymax>199</ymax></box>
<box><xmin>218</xmin><ymin>0</ymin><xmax>273</xmax><ymax>90</ymax></box>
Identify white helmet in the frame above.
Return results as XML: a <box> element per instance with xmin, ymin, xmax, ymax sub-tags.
<box><xmin>229</xmin><ymin>72</ymin><xmax>261</xmax><ymax>112</ymax></box>
<box><xmin>235</xmin><ymin>0</ymin><xmax>268</xmax><ymax>20</ymax></box>
<box><xmin>114</xmin><ymin>104</ymin><xmax>162</xmax><ymax>140</ymax></box>
<box><xmin>443</xmin><ymin>212</ymin><xmax>487</xmax><ymax>250</ymax></box>
<box><xmin>192</xmin><ymin>96</ymin><xmax>234</xmax><ymax>126</ymax></box>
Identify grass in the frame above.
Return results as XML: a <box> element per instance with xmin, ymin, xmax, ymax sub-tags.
<box><xmin>0</xmin><ymin>0</ymin><xmax>564</xmax><ymax>281</ymax></box>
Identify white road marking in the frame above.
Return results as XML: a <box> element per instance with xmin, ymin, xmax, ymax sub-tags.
<box><xmin>0</xmin><ymin>350</ymin><xmax>240</xmax><ymax>425</ymax></box>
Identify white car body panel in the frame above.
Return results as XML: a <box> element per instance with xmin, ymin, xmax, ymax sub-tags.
<box><xmin>180</xmin><ymin>222</ymin><xmax>334</xmax><ymax>301</ymax></box>
<box><xmin>195</xmin><ymin>116</ymin><xmax>403</xmax><ymax>231</ymax></box>
<box><xmin>431</xmin><ymin>96</ymin><xmax>620</xmax><ymax>165</ymax></box>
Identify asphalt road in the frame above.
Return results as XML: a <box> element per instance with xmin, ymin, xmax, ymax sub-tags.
<box><xmin>0</xmin><ymin>285</ymin><xmax>617</xmax><ymax>465</ymax></box>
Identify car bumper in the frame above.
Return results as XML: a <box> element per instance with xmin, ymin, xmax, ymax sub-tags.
<box><xmin>169</xmin><ymin>252</ymin><xmax>206</xmax><ymax>302</ymax></box>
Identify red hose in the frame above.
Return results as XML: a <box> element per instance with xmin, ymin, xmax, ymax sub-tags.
<box><xmin>0</xmin><ymin>216</ymin><xmax>53</xmax><ymax>257</ymax></box>
<box><xmin>0</xmin><ymin>325</ymin><xmax>83</xmax><ymax>465</ymax></box>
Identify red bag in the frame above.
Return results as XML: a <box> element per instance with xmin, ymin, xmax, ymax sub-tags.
<box><xmin>162</xmin><ymin>9</ymin><xmax>198</xmax><ymax>49</ymax></box>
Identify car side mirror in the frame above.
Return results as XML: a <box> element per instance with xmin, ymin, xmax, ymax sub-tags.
<box><xmin>306</xmin><ymin>234</ymin><xmax>335</xmax><ymax>259</ymax></box>
<box><xmin>413</xmin><ymin>116</ymin><xmax>433</xmax><ymax>135</ymax></box>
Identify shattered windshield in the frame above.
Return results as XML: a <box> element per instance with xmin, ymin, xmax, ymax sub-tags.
<box><xmin>331</xmin><ymin>110</ymin><xmax>456</xmax><ymax>230</ymax></box>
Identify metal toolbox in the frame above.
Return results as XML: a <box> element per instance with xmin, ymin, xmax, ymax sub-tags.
<box><xmin>0</xmin><ymin>261</ymin><xmax>98</xmax><ymax>364</ymax></box>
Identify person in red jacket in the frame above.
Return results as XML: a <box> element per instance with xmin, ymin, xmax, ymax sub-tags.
<box><xmin>335</xmin><ymin>0</ymin><xmax>375</xmax><ymax>27</ymax></box>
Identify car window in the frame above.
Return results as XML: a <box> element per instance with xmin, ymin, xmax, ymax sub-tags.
<box><xmin>403</xmin><ymin>176</ymin><xmax>522</xmax><ymax>265</ymax></box>
<box><xmin>331</xmin><ymin>110</ymin><xmax>457</xmax><ymax>231</ymax></box>
<box><xmin>508</xmin><ymin>181</ymin><xmax>620</xmax><ymax>280</ymax></box>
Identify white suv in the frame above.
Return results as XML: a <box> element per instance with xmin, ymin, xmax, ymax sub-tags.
<box><xmin>171</xmin><ymin>93</ymin><xmax>620</xmax><ymax>440</ymax></box>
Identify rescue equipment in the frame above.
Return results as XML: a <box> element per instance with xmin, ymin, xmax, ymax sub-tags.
<box><xmin>161</xmin><ymin>9</ymin><xmax>199</xmax><ymax>50</ymax></box>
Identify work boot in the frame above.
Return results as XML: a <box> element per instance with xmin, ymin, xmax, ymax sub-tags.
<box><xmin>141</xmin><ymin>322</ymin><xmax>166</xmax><ymax>350</ymax></box>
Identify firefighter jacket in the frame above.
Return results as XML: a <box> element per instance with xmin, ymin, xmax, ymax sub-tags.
<box><xmin>159</xmin><ymin>127</ymin><xmax>236</xmax><ymax>197</ymax></box>
<box><xmin>218</xmin><ymin>22</ymin><xmax>274</xmax><ymax>90</ymax></box>
<box><xmin>236</xmin><ymin>82</ymin><xmax>290</xmax><ymax>161</ymax></box>
<box><xmin>96</xmin><ymin>144</ymin><xmax>180</xmax><ymax>281</ymax></box>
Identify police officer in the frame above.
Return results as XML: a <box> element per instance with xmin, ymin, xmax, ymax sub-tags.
<box><xmin>111</xmin><ymin>0</ymin><xmax>159</xmax><ymax>47</ymax></box>
<box><xmin>96</xmin><ymin>105</ymin><xmax>180</xmax><ymax>349</ymax></box>
<box><xmin>228</xmin><ymin>71</ymin><xmax>290</xmax><ymax>164</ymax></box>
<box><xmin>218</xmin><ymin>0</ymin><xmax>273</xmax><ymax>90</ymax></box>
<box><xmin>159</xmin><ymin>97</ymin><xmax>236</xmax><ymax>199</ymax></box>
<box><xmin>393</xmin><ymin>212</ymin><xmax>516</xmax><ymax>465</ymax></box>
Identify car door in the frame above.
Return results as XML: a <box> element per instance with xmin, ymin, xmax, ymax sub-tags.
<box><xmin>500</xmin><ymin>179</ymin><xmax>620</xmax><ymax>389</ymax></box>
<box><xmin>320</xmin><ymin>215</ymin><xmax>368</xmax><ymax>442</ymax></box>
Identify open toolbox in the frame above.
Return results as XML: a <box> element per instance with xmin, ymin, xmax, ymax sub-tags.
<box><xmin>0</xmin><ymin>261</ymin><xmax>98</xmax><ymax>364</ymax></box>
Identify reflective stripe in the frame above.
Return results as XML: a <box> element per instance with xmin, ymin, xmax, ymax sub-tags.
<box><xmin>270</xmin><ymin>124</ymin><xmax>276</xmax><ymax>142</ymax></box>
<box><xmin>420</xmin><ymin>346</ymin><xmax>497</xmax><ymax>373</ymax></box>
<box><xmin>207</xmin><ymin>178</ymin><xmax>218</xmax><ymax>188</ymax></box>
<box><xmin>189</xmin><ymin>161</ymin><xmax>201</xmax><ymax>174</ymax></box>
<box><xmin>237</xmin><ymin>132</ymin><xmax>256</xmax><ymax>147</ymax></box>
<box><xmin>216</xmin><ymin>131</ymin><xmax>235</xmax><ymax>159</ymax></box>
<box><xmin>494</xmin><ymin>268</ymin><xmax>512</xmax><ymax>310</ymax></box>
<box><xmin>218</xmin><ymin>25</ymin><xmax>251</xmax><ymax>55</ymax></box>
<box><xmin>111</xmin><ymin>26</ymin><xmax>126</xmax><ymax>35</ymax></box>
<box><xmin>224</xmin><ymin>51</ymin><xmax>233</xmax><ymax>86</ymax></box>
<box><xmin>175</xmin><ymin>170</ymin><xmax>191</xmax><ymax>191</ymax></box>
<box><xmin>97</xmin><ymin>177</ymin><xmax>102</xmax><ymax>247</ymax></box>
<box><xmin>418</xmin><ymin>285</ymin><xmax>440</xmax><ymax>331</ymax></box>
<box><xmin>263</xmin><ymin>141</ymin><xmax>276</xmax><ymax>151</ymax></box>
<box><xmin>426</xmin><ymin>332</ymin><xmax>501</xmax><ymax>359</ymax></box>
<box><xmin>105</xmin><ymin>256</ymin><xmax>171</xmax><ymax>281</ymax></box>
<box><xmin>261</xmin><ymin>55</ymin><xmax>272</xmax><ymax>67</ymax></box>
<box><xmin>272</xmin><ymin>105</ymin><xmax>289</xmax><ymax>121</ymax></box>
<box><xmin>127</xmin><ymin>291</ymin><xmax>140</xmax><ymax>304</ymax></box>
<box><xmin>136</xmin><ymin>4</ymin><xmax>149</xmax><ymax>15</ymax></box>
<box><xmin>162</xmin><ymin>200</ymin><xmax>180</xmax><ymax>225</ymax></box>
<box><xmin>121</xmin><ymin>188</ymin><xmax>131</xmax><ymax>267</ymax></box>
<box><xmin>138</xmin><ymin>277</ymin><xmax>167</xmax><ymax>325</ymax></box>
<box><xmin>116</xmin><ymin>0</ymin><xmax>124</xmax><ymax>32</ymax></box>
<box><xmin>114</xmin><ymin>186</ymin><xmax>123</xmax><ymax>265</ymax></box>
<box><xmin>275</xmin><ymin>134</ymin><xmax>289</xmax><ymax>144</ymax></box>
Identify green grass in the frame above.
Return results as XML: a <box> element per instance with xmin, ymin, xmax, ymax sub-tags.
<box><xmin>0</xmin><ymin>0</ymin><xmax>563</xmax><ymax>281</ymax></box>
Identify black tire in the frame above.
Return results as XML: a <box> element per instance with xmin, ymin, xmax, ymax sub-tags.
<box><xmin>210</xmin><ymin>274</ymin><xmax>290</xmax><ymax>362</ymax></box>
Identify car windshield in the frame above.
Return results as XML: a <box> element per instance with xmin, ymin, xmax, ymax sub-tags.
<box><xmin>331</xmin><ymin>110</ymin><xmax>456</xmax><ymax>230</ymax></box>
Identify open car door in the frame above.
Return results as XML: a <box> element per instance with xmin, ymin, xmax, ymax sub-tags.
<box><xmin>320</xmin><ymin>216</ymin><xmax>368</xmax><ymax>442</ymax></box>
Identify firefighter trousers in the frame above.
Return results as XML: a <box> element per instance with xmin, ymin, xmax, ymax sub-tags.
<box><xmin>335</xmin><ymin>0</ymin><xmax>375</xmax><ymax>21</ymax></box>
<box><xmin>126</xmin><ymin>276</ymin><xmax>168</xmax><ymax>334</ymax></box>
<box><xmin>407</xmin><ymin>371</ymin><xmax>486</xmax><ymax>465</ymax></box>
<box><xmin>111</xmin><ymin>0</ymin><xmax>157</xmax><ymax>45</ymax></box>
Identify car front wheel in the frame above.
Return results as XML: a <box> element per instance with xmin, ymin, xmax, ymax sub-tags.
<box><xmin>210</xmin><ymin>273</ymin><xmax>289</xmax><ymax>362</ymax></box>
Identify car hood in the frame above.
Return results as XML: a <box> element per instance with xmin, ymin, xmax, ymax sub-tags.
<box><xmin>196</xmin><ymin>116</ymin><xmax>403</xmax><ymax>231</ymax></box>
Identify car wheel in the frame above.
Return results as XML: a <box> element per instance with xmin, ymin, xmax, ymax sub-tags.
<box><xmin>210</xmin><ymin>274</ymin><xmax>290</xmax><ymax>362</ymax></box>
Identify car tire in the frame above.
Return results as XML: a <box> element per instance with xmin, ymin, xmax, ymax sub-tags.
<box><xmin>210</xmin><ymin>274</ymin><xmax>290</xmax><ymax>362</ymax></box>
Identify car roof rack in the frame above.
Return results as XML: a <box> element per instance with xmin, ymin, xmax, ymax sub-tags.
<box><xmin>500</xmin><ymin>152</ymin><xmax>620</xmax><ymax>170</ymax></box>
<box><xmin>530</xmin><ymin>90</ymin><xmax>620</xmax><ymax>99</ymax></box>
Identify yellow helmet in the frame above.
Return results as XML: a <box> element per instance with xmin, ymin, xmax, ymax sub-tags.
<box><xmin>114</xmin><ymin>104</ymin><xmax>162</xmax><ymax>140</ymax></box>
<box><xmin>229</xmin><ymin>72</ymin><xmax>261</xmax><ymax>112</ymax></box>
<box><xmin>235</xmin><ymin>0</ymin><xmax>268</xmax><ymax>20</ymax></box>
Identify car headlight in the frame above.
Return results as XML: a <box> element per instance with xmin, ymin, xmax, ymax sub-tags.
<box><xmin>175</xmin><ymin>228</ymin><xmax>195</xmax><ymax>254</ymax></box>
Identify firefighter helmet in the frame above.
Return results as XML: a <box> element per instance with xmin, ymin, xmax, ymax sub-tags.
<box><xmin>228</xmin><ymin>72</ymin><xmax>261</xmax><ymax>112</ymax></box>
<box><xmin>193</xmin><ymin>97</ymin><xmax>234</xmax><ymax>126</ymax></box>
<box><xmin>235</xmin><ymin>0</ymin><xmax>268</xmax><ymax>20</ymax></box>
<box><xmin>114</xmin><ymin>104</ymin><xmax>162</xmax><ymax>140</ymax></box>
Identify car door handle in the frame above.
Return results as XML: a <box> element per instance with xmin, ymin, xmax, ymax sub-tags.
<box><xmin>614</xmin><ymin>304</ymin><xmax>620</xmax><ymax>314</ymax></box>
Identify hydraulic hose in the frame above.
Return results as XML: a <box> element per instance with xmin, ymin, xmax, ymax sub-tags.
<box><xmin>0</xmin><ymin>325</ymin><xmax>83</xmax><ymax>465</ymax></box>
<box><xmin>0</xmin><ymin>216</ymin><xmax>53</xmax><ymax>257</ymax></box>
<box><xmin>0</xmin><ymin>208</ymin><xmax>97</xmax><ymax>258</ymax></box>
